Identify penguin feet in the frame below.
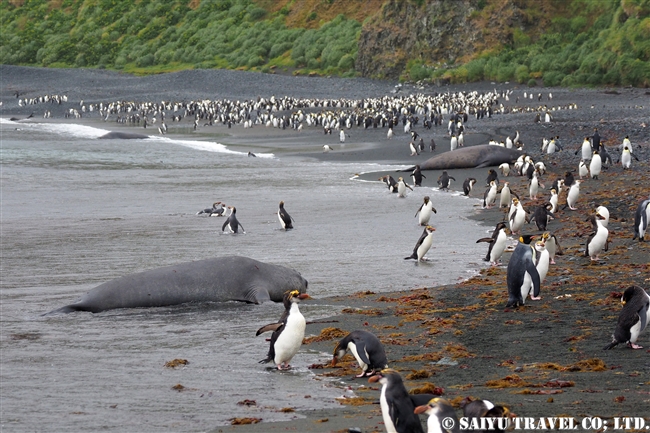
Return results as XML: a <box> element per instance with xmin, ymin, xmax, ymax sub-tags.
<box><xmin>530</xmin><ymin>295</ymin><xmax>542</xmax><ymax>301</ymax></box>
<box><xmin>277</xmin><ymin>363</ymin><xmax>292</xmax><ymax>370</ymax></box>
<box><xmin>628</xmin><ymin>342</ymin><xmax>643</xmax><ymax>350</ymax></box>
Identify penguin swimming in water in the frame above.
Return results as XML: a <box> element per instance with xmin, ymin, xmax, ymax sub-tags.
<box><xmin>632</xmin><ymin>195</ymin><xmax>650</xmax><ymax>241</ymax></box>
<box><xmin>197</xmin><ymin>201</ymin><xmax>222</xmax><ymax>216</ymax></box>
<box><xmin>603</xmin><ymin>285</ymin><xmax>650</xmax><ymax>350</ymax></box>
<box><xmin>462</xmin><ymin>399</ymin><xmax>512</xmax><ymax>433</ymax></box>
<box><xmin>506</xmin><ymin>235</ymin><xmax>541</xmax><ymax>308</ymax></box>
<box><xmin>462</xmin><ymin>178</ymin><xmax>477</xmax><ymax>196</ymax></box>
<box><xmin>332</xmin><ymin>330</ymin><xmax>388</xmax><ymax>377</ymax></box>
<box><xmin>585</xmin><ymin>213</ymin><xmax>609</xmax><ymax>261</ymax></box>
<box><xmin>222</xmin><ymin>206</ymin><xmax>245</xmax><ymax>233</ymax></box>
<box><xmin>414</xmin><ymin>397</ymin><xmax>460</xmax><ymax>433</ymax></box>
<box><xmin>414</xmin><ymin>196</ymin><xmax>437</xmax><ymax>226</ymax></box>
<box><xmin>476</xmin><ymin>221</ymin><xmax>509</xmax><ymax>266</ymax></box>
<box><xmin>277</xmin><ymin>200</ymin><xmax>294</xmax><ymax>230</ymax></box>
<box><xmin>411</xmin><ymin>164</ymin><xmax>426</xmax><ymax>187</ymax></box>
<box><xmin>437</xmin><ymin>171</ymin><xmax>456</xmax><ymax>191</ymax></box>
<box><xmin>379</xmin><ymin>175</ymin><xmax>399</xmax><ymax>193</ymax></box>
<box><xmin>257</xmin><ymin>290</ymin><xmax>310</xmax><ymax>370</ymax></box>
<box><xmin>369</xmin><ymin>369</ymin><xmax>425</xmax><ymax>433</ymax></box>
<box><xmin>405</xmin><ymin>225</ymin><xmax>435</xmax><ymax>262</ymax></box>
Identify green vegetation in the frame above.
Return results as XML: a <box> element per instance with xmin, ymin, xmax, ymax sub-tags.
<box><xmin>405</xmin><ymin>0</ymin><xmax>650</xmax><ymax>87</ymax></box>
<box><xmin>1</xmin><ymin>0</ymin><xmax>648</xmax><ymax>87</ymax></box>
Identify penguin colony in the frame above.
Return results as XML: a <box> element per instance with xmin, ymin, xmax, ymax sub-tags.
<box><xmin>17</xmin><ymin>86</ymin><xmax>648</xmax><ymax>432</ymax></box>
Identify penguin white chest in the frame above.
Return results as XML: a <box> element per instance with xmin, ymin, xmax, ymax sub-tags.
<box><xmin>419</xmin><ymin>204</ymin><xmax>432</xmax><ymax>225</ymax></box>
<box><xmin>491</xmin><ymin>231</ymin><xmax>508</xmax><ymax>263</ymax></box>
<box><xmin>587</xmin><ymin>226</ymin><xmax>608</xmax><ymax>259</ymax></box>
<box><xmin>274</xmin><ymin>304</ymin><xmax>306</xmax><ymax>365</ymax></box>
<box><xmin>379</xmin><ymin>384</ymin><xmax>398</xmax><ymax>433</ymax></box>
<box><xmin>426</xmin><ymin>409</ymin><xmax>445</xmax><ymax>433</ymax></box>
<box><xmin>417</xmin><ymin>233</ymin><xmax>434</xmax><ymax>260</ymax></box>
<box><xmin>347</xmin><ymin>342</ymin><xmax>369</xmax><ymax>372</ymax></box>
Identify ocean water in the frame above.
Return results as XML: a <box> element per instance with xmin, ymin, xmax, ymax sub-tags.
<box><xmin>1</xmin><ymin>118</ymin><xmax>489</xmax><ymax>431</ymax></box>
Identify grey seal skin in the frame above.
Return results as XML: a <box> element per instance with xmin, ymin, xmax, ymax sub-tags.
<box><xmin>46</xmin><ymin>256</ymin><xmax>308</xmax><ymax>314</ymax></box>
<box><xmin>98</xmin><ymin>131</ymin><xmax>151</xmax><ymax>139</ymax></box>
<box><xmin>403</xmin><ymin>145</ymin><xmax>523</xmax><ymax>171</ymax></box>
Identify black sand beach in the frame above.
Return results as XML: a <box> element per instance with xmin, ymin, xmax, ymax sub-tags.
<box><xmin>2</xmin><ymin>66</ymin><xmax>649</xmax><ymax>433</ymax></box>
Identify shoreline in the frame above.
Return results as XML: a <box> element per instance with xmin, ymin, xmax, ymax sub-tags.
<box><xmin>2</xmin><ymin>67</ymin><xmax>649</xmax><ymax>432</ymax></box>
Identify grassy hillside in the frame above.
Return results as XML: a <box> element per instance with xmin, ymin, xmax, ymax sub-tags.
<box><xmin>1</xmin><ymin>0</ymin><xmax>649</xmax><ymax>87</ymax></box>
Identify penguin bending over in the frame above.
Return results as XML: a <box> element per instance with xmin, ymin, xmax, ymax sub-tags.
<box><xmin>277</xmin><ymin>201</ymin><xmax>294</xmax><ymax>230</ymax></box>
<box><xmin>415</xmin><ymin>196</ymin><xmax>437</xmax><ymax>226</ymax></box>
<box><xmin>369</xmin><ymin>370</ymin><xmax>425</xmax><ymax>433</ymax></box>
<box><xmin>506</xmin><ymin>235</ymin><xmax>541</xmax><ymax>308</ymax></box>
<box><xmin>257</xmin><ymin>290</ymin><xmax>310</xmax><ymax>370</ymax></box>
<box><xmin>332</xmin><ymin>330</ymin><xmax>388</xmax><ymax>377</ymax></box>
<box><xmin>414</xmin><ymin>397</ymin><xmax>460</xmax><ymax>433</ymax></box>
<box><xmin>463</xmin><ymin>399</ymin><xmax>512</xmax><ymax>433</ymax></box>
<box><xmin>603</xmin><ymin>286</ymin><xmax>650</xmax><ymax>350</ymax></box>
<box><xmin>462</xmin><ymin>178</ymin><xmax>477</xmax><ymax>196</ymax></box>
<box><xmin>222</xmin><ymin>206</ymin><xmax>245</xmax><ymax>233</ymax></box>
<box><xmin>380</xmin><ymin>175</ymin><xmax>399</xmax><ymax>193</ymax></box>
<box><xmin>633</xmin><ymin>195</ymin><xmax>650</xmax><ymax>241</ymax></box>
<box><xmin>405</xmin><ymin>226</ymin><xmax>435</xmax><ymax>262</ymax></box>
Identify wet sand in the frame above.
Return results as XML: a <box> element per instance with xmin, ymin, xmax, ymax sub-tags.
<box><xmin>2</xmin><ymin>66</ymin><xmax>649</xmax><ymax>432</ymax></box>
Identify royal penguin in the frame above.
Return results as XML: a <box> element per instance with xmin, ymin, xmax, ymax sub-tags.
<box><xmin>508</xmin><ymin>198</ymin><xmax>527</xmax><ymax>235</ymax></box>
<box><xmin>506</xmin><ymin>235</ymin><xmax>541</xmax><ymax>308</ymax></box>
<box><xmin>332</xmin><ymin>330</ymin><xmax>388</xmax><ymax>377</ymax></box>
<box><xmin>589</xmin><ymin>150</ymin><xmax>602</xmax><ymax>179</ymax></box>
<box><xmin>414</xmin><ymin>397</ymin><xmax>460</xmax><ymax>433</ymax></box>
<box><xmin>529</xmin><ymin>203</ymin><xmax>554</xmax><ymax>231</ymax></box>
<box><xmin>463</xmin><ymin>399</ymin><xmax>512</xmax><ymax>433</ymax></box>
<box><xmin>528</xmin><ymin>169</ymin><xmax>542</xmax><ymax>200</ymax></box>
<box><xmin>595</xmin><ymin>205</ymin><xmax>610</xmax><ymax>228</ymax></box>
<box><xmin>411</xmin><ymin>165</ymin><xmax>427</xmax><ymax>187</ymax></box>
<box><xmin>498</xmin><ymin>162</ymin><xmax>510</xmax><ymax>177</ymax></box>
<box><xmin>462</xmin><ymin>178</ymin><xmax>477</xmax><ymax>196</ymax></box>
<box><xmin>277</xmin><ymin>201</ymin><xmax>294</xmax><ymax>230</ymax></box>
<box><xmin>369</xmin><ymin>369</ymin><xmax>424</xmax><ymax>433</ymax></box>
<box><xmin>257</xmin><ymin>290</ymin><xmax>310</xmax><ymax>370</ymax></box>
<box><xmin>533</xmin><ymin>240</ymin><xmax>550</xmax><ymax>285</ymax></box>
<box><xmin>397</xmin><ymin>177</ymin><xmax>413</xmax><ymax>197</ymax></box>
<box><xmin>584</xmin><ymin>213</ymin><xmax>609</xmax><ymax>261</ymax></box>
<box><xmin>405</xmin><ymin>225</ymin><xmax>436</xmax><ymax>262</ymax></box>
<box><xmin>222</xmin><ymin>206</ymin><xmax>245</xmax><ymax>233</ymax></box>
<box><xmin>485</xmin><ymin>169</ymin><xmax>499</xmax><ymax>186</ymax></box>
<box><xmin>380</xmin><ymin>175</ymin><xmax>399</xmax><ymax>193</ymax></box>
<box><xmin>578</xmin><ymin>159</ymin><xmax>589</xmax><ymax>179</ymax></box>
<box><xmin>542</xmin><ymin>232</ymin><xmax>563</xmax><ymax>264</ymax></box>
<box><xmin>415</xmin><ymin>196</ymin><xmax>437</xmax><ymax>226</ymax></box>
<box><xmin>564</xmin><ymin>180</ymin><xmax>581</xmax><ymax>211</ymax></box>
<box><xmin>476</xmin><ymin>221</ymin><xmax>509</xmax><ymax>266</ymax></box>
<box><xmin>603</xmin><ymin>286</ymin><xmax>650</xmax><ymax>350</ymax></box>
<box><xmin>549</xmin><ymin>188</ymin><xmax>559</xmax><ymax>213</ymax></box>
<box><xmin>632</xmin><ymin>195</ymin><xmax>650</xmax><ymax>242</ymax></box>
<box><xmin>483</xmin><ymin>181</ymin><xmax>498</xmax><ymax>209</ymax></box>
<box><xmin>499</xmin><ymin>182</ymin><xmax>515</xmax><ymax>209</ymax></box>
<box><xmin>437</xmin><ymin>171</ymin><xmax>456</xmax><ymax>191</ymax></box>
<box><xmin>197</xmin><ymin>201</ymin><xmax>221</xmax><ymax>216</ymax></box>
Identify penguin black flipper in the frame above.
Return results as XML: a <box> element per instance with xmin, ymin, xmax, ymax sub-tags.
<box><xmin>352</xmin><ymin>340</ymin><xmax>372</xmax><ymax>366</ymax></box>
<box><xmin>409</xmin><ymin>393</ymin><xmax>437</xmax><ymax>407</ymax></box>
<box><xmin>256</xmin><ymin>322</ymin><xmax>283</xmax><ymax>336</ymax></box>
<box><xmin>527</xmin><ymin>259</ymin><xmax>541</xmax><ymax>298</ymax></box>
<box><xmin>221</xmin><ymin>217</ymin><xmax>230</xmax><ymax>232</ymax></box>
<box><xmin>414</xmin><ymin>203</ymin><xmax>424</xmax><ymax>217</ymax></box>
<box><xmin>404</xmin><ymin>227</ymin><xmax>428</xmax><ymax>260</ymax></box>
<box><xmin>476</xmin><ymin>237</ymin><xmax>495</xmax><ymax>243</ymax></box>
<box><xmin>259</xmin><ymin>324</ymin><xmax>283</xmax><ymax>363</ymax></box>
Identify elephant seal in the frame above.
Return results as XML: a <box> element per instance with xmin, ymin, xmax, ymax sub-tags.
<box><xmin>98</xmin><ymin>131</ymin><xmax>151</xmax><ymax>139</ymax></box>
<box><xmin>46</xmin><ymin>256</ymin><xmax>308</xmax><ymax>314</ymax></box>
<box><xmin>403</xmin><ymin>145</ymin><xmax>523</xmax><ymax>171</ymax></box>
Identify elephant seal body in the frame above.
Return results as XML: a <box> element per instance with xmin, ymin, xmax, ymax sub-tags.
<box><xmin>47</xmin><ymin>256</ymin><xmax>308</xmax><ymax>314</ymax></box>
<box><xmin>407</xmin><ymin>145</ymin><xmax>523</xmax><ymax>170</ymax></box>
<box><xmin>99</xmin><ymin>131</ymin><xmax>151</xmax><ymax>139</ymax></box>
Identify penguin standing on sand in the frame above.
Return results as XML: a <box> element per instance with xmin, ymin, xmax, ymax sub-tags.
<box><xmin>257</xmin><ymin>290</ymin><xmax>309</xmax><ymax>370</ymax></box>
<box><xmin>277</xmin><ymin>201</ymin><xmax>294</xmax><ymax>230</ymax></box>
<box><xmin>476</xmin><ymin>221</ymin><xmax>509</xmax><ymax>266</ymax></box>
<box><xmin>405</xmin><ymin>226</ymin><xmax>435</xmax><ymax>262</ymax></box>
<box><xmin>603</xmin><ymin>285</ymin><xmax>650</xmax><ymax>350</ymax></box>
<box><xmin>414</xmin><ymin>196</ymin><xmax>437</xmax><ymax>226</ymax></box>
<box><xmin>564</xmin><ymin>180</ymin><xmax>581</xmax><ymax>211</ymax></box>
<box><xmin>411</xmin><ymin>165</ymin><xmax>426</xmax><ymax>187</ymax></box>
<box><xmin>369</xmin><ymin>370</ymin><xmax>425</xmax><ymax>433</ymax></box>
<box><xmin>633</xmin><ymin>195</ymin><xmax>650</xmax><ymax>241</ymax></box>
<box><xmin>397</xmin><ymin>177</ymin><xmax>413</xmax><ymax>197</ymax></box>
<box><xmin>483</xmin><ymin>181</ymin><xmax>498</xmax><ymax>209</ymax></box>
<box><xmin>506</xmin><ymin>235</ymin><xmax>541</xmax><ymax>308</ymax></box>
<box><xmin>542</xmin><ymin>231</ymin><xmax>563</xmax><ymax>264</ymax></box>
<box><xmin>529</xmin><ymin>203</ymin><xmax>554</xmax><ymax>231</ymax></box>
<box><xmin>585</xmin><ymin>213</ymin><xmax>609</xmax><ymax>261</ymax></box>
<box><xmin>578</xmin><ymin>159</ymin><xmax>589</xmax><ymax>179</ymax></box>
<box><xmin>437</xmin><ymin>171</ymin><xmax>456</xmax><ymax>191</ymax></box>
<box><xmin>499</xmin><ymin>182</ymin><xmax>516</xmax><ymax>209</ymax></box>
<box><xmin>414</xmin><ymin>397</ymin><xmax>460</xmax><ymax>433</ymax></box>
<box><xmin>589</xmin><ymin>150</ymin><xmax>602</xmax><ymax>179</ymax></box>
<box><xmin>549</xmin><ymin>188</ymin><xmax>559</xmax><ymax>213</ymax></box>
<box><xmin>332</xmin><ymin>330</ymin><xmax>388</xmax><ymax>377</ymax></box>
<box><xmin>222</xmin><ymin>206</ymin><xmax>245</xmax><ymax>233</ymax></box>
<box><xmin>508</xmin><ymin>198</ymin><xmax>527</xmax><ymax>235</ymax></box>
<box><xmin>462</xmin><ymin>178</ymin><xmax>477</xmax><ymax>196</ymax></box>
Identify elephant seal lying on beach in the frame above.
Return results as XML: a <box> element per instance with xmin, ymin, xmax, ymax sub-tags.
<box><xmin>404</xmin><ymin>145</ymin><xmax>523</xmax><ymax>170</ymax></box>
<box><xmin>46</xmin><ymin>256</ymin><xmax>308</xmax><ymax>314</ymax></box>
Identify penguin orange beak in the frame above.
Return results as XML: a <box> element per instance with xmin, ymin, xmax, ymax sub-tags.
<box><xmin>297</xmin><ymin>293</ymin><xmax>310</xmax><ymax>300</ymax></box>
<box><xmin>331</xmin><ymin>356</ymin><xmax>338</xmax><ymax>366</ymax></box>
<box><xmin>414</xmin><ymin>404</ymin><xmax>429</xmax><ymax>415</ymax></box>
<box><xmin>368</xmin><ymin>374</ymin><xmax>382</xmax><ymax>383</ymax></box>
